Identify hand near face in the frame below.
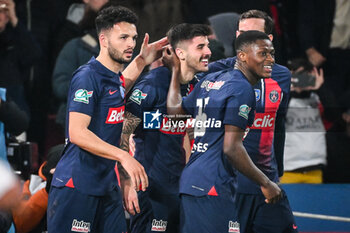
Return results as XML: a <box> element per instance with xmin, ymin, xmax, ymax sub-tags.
<box><xmin>0</xmin><ymin>0</ymin><xmax>18</xmax><ymax>27</ymax></box>
<box><xmin>139</xmin><ymin>33</ymin><xmax>168</xmax><ymax>65</ymax></box>
<box><xmin>161</xmin><ymin>46</ymin><xmax>180</xmax><ymax>71</ymax></box>
<box><xmin>306</xmin><ymin>47</ymin><xmax>326</xmax><ymax>67</ymax></box>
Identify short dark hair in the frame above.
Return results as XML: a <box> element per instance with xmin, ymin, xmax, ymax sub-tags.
<box><xmin>95</xmin><ymin>6</ymin><xmax>138</xmax><ymax>35</ymax></box>
<box><xmin>166</xmin><ymin>23</ymin><xmax>212</xmax><ymax>49</ymax></box>
<box><xmin>239</xmin><ymin>10</ymin><xmax>274</xmax><ymax>34</ymax></box>
<box><xmin>235</xmin><ymin>30</ymin><xmax>270</xmax><ymax>52</ymax></box>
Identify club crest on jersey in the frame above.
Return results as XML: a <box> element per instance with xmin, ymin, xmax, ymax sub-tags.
<box><xmin>200</xmin><ymin>80</ymin><xmax>225</xmax><ymax>91</ymax></box>
<box><xmin>269</xmin><ymin>90</ymin><xmax>279</xmax><ymax>103</ymax></box>
<box><xmin>130</xmin><ymin>89</ymin><xmax>147</xmax><ymax>105</ymax></box>
<box><xmin>254</xmin><ymin>89</ymin><xmax>261</xmax><ymax>101</ymax></box>
<box><xmin>74</xmin><ymin>89</ymin><xmax>93</xmax><ymax>104</ymax></box>
<box><xmin>71</xmin><ymin>219</ymin><xmax>90</xmax><ymax>232</ymax></box>
<box><xmin>151</xmin><ymin>219</ymin><xmax>167</xmax><ymax>232</ymax></box>
<box><xmin>228</xmin><ymin>221</ymin><xmax>240</xmax><ymax>233</ymax></box>
<box><xmin>143</xmin><ymin>109</ymin><xmax>162</xmax><ymax>129</ymax></box>
<box><xmin>238</xmin><ymin>104</ymin><xmax>251</xmax><ymax>120</ymax></box>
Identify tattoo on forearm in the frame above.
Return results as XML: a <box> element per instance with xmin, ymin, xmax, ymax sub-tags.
<box><xmin>120</xmin><ymin>111</ymin><xmax>141</xmax><ymax>152</ymax></box>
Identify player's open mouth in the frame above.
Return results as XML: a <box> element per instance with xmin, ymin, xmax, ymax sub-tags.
<box><xmin>201</xmin><ymin>58</ymin><xmax>209</xmax><ymax>66</ymax></box>
<box><xmin>264</xmin><ymin>65</ymin><xmax>272</xmax><ymax>73</ymax></box>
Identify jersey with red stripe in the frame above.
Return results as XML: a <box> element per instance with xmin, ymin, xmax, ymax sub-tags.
<box><xmin>126</xmin><ymin>66</ymin><xmax>191</xmax><ymax>194</ymax></box>
<box><xmin>197</xmin><ymin>57</ymin><xmax>291</xmax><ymax>194</ymax></box>
<box><xmin>180</xmin><ymin>68</ymin><xmax>256</xmax><ymax>198</ymax></box>
<box><xmin>52</xmin><ymin>57</ymin><xmax>125</xmax><ymax>196</ymax></box>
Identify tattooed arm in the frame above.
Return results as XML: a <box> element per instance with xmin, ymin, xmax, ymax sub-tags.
<box><xmin>119</xmin><ymin>111</ymin><xmax>142</xmax><ymax>215</ymax></box>
<box><xmin>120</xmin><ymin>111</ymin><xmax>142</xmax><ymax>153</ymax></box>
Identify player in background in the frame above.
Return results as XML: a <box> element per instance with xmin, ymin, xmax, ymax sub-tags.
<box><xmin>120</xmin><ymin>23</ymin><xmax>212</xmax><ymax>233</ymax></box>
<box><xmin>47</xmin><ymin>6</ymin><xmax>168</xmax><ymax>233</ymax></box>
<box><xmin>195</xmin><ymin>9</ymin><xmax>297</xmax><ymax>233</ymax></box>
<box><xmin>165</xmin><ymin>30</ymin><xmax>282</xmax><ymax>233</ymax></box>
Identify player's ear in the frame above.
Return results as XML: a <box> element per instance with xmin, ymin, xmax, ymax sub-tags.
<box><xmin>99</xmin><ymin>32</ymin><xmax>108</xmax><ymax>48</ymax></box>
<box><xmin>175</xmin><ymin>48</ymin><xmax>185</xmax><ymax>60</ymax></box>
<box><xmin>268</xmin><ymin>34</ymin><xmax>273</xmax><ymax>42</ymax></box>
<box><xmin>237</xmin><ymin>50</ymin><xmax>246</xmax><ymax>62</ymax></box>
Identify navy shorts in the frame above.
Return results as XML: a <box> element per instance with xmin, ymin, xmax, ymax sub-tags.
<box><xmin>129</xmin><ymin>184</ymin><xmax>180</xmax><ymax>233</ymax></box>
<box><xmin>47</xmin><ymin>186</ymin><xmax>127</xmax><ymax>233</ymax></box>
<box><xmin>235</xmin><ymin>190</ymin><xmax>298</xmax><ymax>233</ymax></box>
<box><xmin>180</xmin><ymin>194</ymin><xmax>239</xmax><ymax>233</ymax></box>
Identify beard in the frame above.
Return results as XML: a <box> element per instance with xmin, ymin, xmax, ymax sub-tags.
<box><xmin>107</xmin><ymin>42</ymin><xmax>132</xmax><ymax>64</ymax></box>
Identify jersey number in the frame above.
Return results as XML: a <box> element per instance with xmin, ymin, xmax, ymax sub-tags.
<box><xmin>194</xmin><ymin>97</ymin><xmax>209</xmax><ymax>138</ymax></box>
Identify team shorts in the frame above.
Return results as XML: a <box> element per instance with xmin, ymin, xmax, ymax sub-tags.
<box><xmin>47</xmin><ymin>186</ymin><xmax>127</xmax><ymax>233</ymax></box>
<box><xmin>235</xmin><ymin>190</ymin><xmax>298</xmax><ymax>233</ymax></box>
<box><xmin>129</xmin><ymin>184</ymin><xmax>180</xmax><ymax>233</ymax></box>
<box><xmin>180</xmin><ymin>194</ymin><xmax>239</xmax><ymax>233</ymax></box>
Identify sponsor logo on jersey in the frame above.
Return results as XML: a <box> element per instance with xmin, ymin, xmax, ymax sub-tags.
<box><xmin>254</xmin><ymin>89</ymin><xmax>261</xmax><ymax>101</ymax></box>
<box><xmin>74</xmin><ymin>89</ymin><xmax>93</xmax><ymax>104</ymax></box>
<box><xmin>200</xmin><ymin>80</ymin><xmax>225</xmax><ymax>91</ymax></box>
<box><xmin>143</xmin><ymin>110</ymin><xmax>162</xmax><ymax>129</ymax></box>
<box><xmin>269</xmin><ymin>90</ymin><xmax>279</xmax><ymax>103</ymax></box>
<box><xmin>71</xmin><ymin>219</ymin><xmax>90</xmax><ymax>232</ymax></box>
<box><xmin>238</xmin><ymin>104</ymin><xmax>251</xmax><ymax>120</ymax></box>
<box><xmin>228</xmin><ymin>221</ymin><xmax>240</xmax><ymax>233</ymax></box>
<box><xmin>250</xmin><ymin>113</ymin><xmax>275</xmax><ymax>130</ymax></box>
<box><xmin>109</xmin><ymin>89</ymin><xmax>118</xmax><ymax>95</ymax></box>
<box><xmin>151</xmin><ymin>219</ymin><xmax>167</xmax><ymax>232</ymax></box>
<box><xmin>105</xmin><ymin>106</ymin><xmax>124</xmax><ymax>124</ymax></box>
<box><xmin>191</xmin><ymin>142</ymin><xmax>208</xmax><ymax>153</ymax></box>
<box><xmin>130</xmin><ymin>89</ymin><xmax>147</xmax><ymax>105</ymax></box>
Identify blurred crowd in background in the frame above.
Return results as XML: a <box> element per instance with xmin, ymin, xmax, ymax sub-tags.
<box><xmin>0</xmin><ymin>0</ymin><xmax>350</xmax><ymax>231</ymax></box>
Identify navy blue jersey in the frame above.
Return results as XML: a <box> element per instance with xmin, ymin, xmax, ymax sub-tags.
<box><xmin>198</xmin><ymin>57</ymin><xmax>291</xmax><ymax>194</ymax></box>
<box><xmin>126</xmin><ymin>66</ymin><xmax>190</xmax><ymax>194</ymax></box>
<box><xmin>52</xmin><ymin>57</ymin><xmax>125</xmax><ymax>196</ymax></box>
<box><xmin>180</xmin><ymin>68</ymin><xmax>256</xmax><ymax>198</ymax></box>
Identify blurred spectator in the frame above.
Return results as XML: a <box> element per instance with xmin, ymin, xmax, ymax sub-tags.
<box><xmin>0</xmin><ymin>0</ymin><xmax>41</xmax><ymax>116</ymax></box>
<box><xmin>0</xmin><ymin>86</ymin><xmax>28</xmax><ymax>233</ymax></box>
<box><xmin>52</xmin><ymin>28</ymin><xmax>99</xmax><ymax>129</ymax></box>
<box><xmin>11</xmin><ymin>144</ymin><xmax>63</xmax><ymax>233</ymax></box>
<box><xmin>281</xmin><ymin>58</ymin><xmax>337</xmax><ymax>184</ymax></box>
<box><xmin>0</xmin><ymin>87</ymin><xmax>29</xmax><ymax>165</ymax></box>
<box><xmin>0</xmin><ymin>90</ymin><xmax>29</xmax><ymax>138</ymax></box>
<box><xmin>0</xmin><ymin>160</ymin><xmax>20</xmax><ymax>233</ymax></box>
<box><xmin>292</xmin><ymin>0</ymin><xmax>350</xmax><ymax>102</ymax></box>
<box><xmin>52</xmin><ymin>0</ymin><xmax>108</xmax><ymax>63</ymax></box>
<box><xmin>182</xmin><ymin>0</ymin><xmax>269</xmax><ymax>24</ymax></box>
<box><xmin>207</xmin><ymin>12</ymin><xmax>239</xmax><ymax>57</ymax></box>
<box><xmin>324</xmin><ymin>91</ymin><xmax>350</xmax><ymax>183</ymax></box>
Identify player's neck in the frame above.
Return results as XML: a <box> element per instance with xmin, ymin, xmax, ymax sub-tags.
<box><xmin>96</xmin><ymin>52</ymin><xmax>124</xmax><ymax>74</ymax></box>
<box><xmin>179</xmin><ymin>64</ymin><xmax>195</xmax><ymax>84</ymax></box>
<box><xmin>234</xmin><ymin>62</ymin><xmax>260</xmax><ymax>85</ymax></box>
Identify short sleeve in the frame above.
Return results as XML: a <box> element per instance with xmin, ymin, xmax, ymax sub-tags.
<box><xmin>68</xmin><ymin>69</ymin><xmax>98</xmax><ymax>117</ymax></box>
<box><xmin>223</xmin><ymin>83</ymin><xmax>255</xmax><ymax>129</ymax></box>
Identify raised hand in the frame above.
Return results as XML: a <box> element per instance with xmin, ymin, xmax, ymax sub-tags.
<box><xmin>139</xmin><ymin>33</ymin><xmax>168</xmax><ymax>65</ymax></box>
<box><xmin>162</xmin><ymin>46</ymin><xmax>180</xmax><ymax>71</ymax></box>
<box><xmin>0</xmin><ymin>0</ymin><xmax>18</xmax><ymax>27</ymax></box>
